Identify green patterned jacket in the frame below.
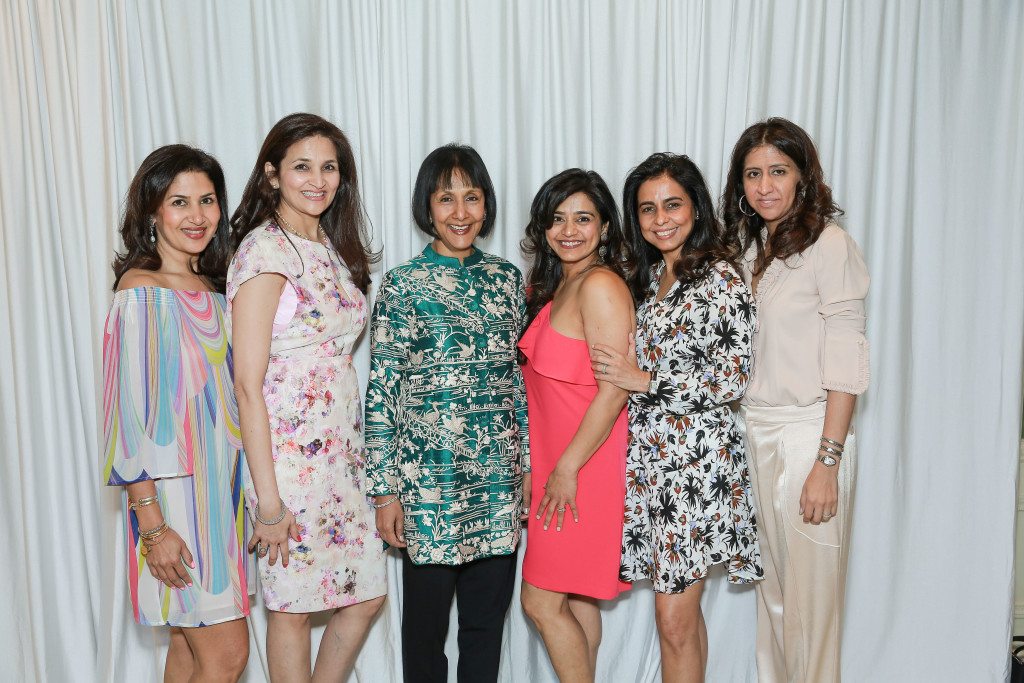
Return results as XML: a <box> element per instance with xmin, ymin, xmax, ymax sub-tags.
<box><xmin>365</xmin><ymin>245</ymin><xmax>530</xmax><ymax>565</ymax></box>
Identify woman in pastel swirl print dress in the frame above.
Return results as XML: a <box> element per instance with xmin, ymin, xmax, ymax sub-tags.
<box><xmin>590</xmin><ymin>153</ymin><xmax>762</xmax><ymax>683</ymax></box>
<box><xmin>228</xmin><ymin>113</ymin><xmax>386</xmax><ymax>682</ymax></box>
<box><xmin>518</xmin><ymin>169</ymin><xmax>635</xmax><ymax>683</ymax></box>
<box><xmin>102</xmin><ymin>144</ymin><xmax>253</xmax><ymax>681</ymax></box>
<box><xmin>722</xmin><ymin>118</ymin><xmax>870</xmax><ymax>683</ymax></box>
<box><xmin>365</xmin><ymin>144</ymin><xmax>529</xmax><ymax>683</ymax></box>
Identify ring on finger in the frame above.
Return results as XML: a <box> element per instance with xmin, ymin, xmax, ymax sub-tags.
<box><xmin>257</xmin><ymin>543</ymin><xmax>269</xmax><ymax>556</ymax></box>
<box><xmin>602</xmin><ymin>363</ymin><xmax>608</xmax><ymax>373</ymax></box>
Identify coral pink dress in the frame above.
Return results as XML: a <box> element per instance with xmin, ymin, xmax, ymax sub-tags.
<box><xmin>518</xmin><ymin>303</ymin><xmax>631</xmax><ymax>600</ymax></box>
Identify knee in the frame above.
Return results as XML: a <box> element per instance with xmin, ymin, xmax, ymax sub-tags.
<box><xmin>340</xmin><ymin>595</ymin><xmax>386</xmax><ymax>622</ymax></box>
<box><xmin>520</xmin><ymin>587</ymin><xmax>556</xmax><ymax>628</ymax></box>
<box><xmin>269</xmin><ymin>610</ymin><xmax>311</xmax><ymax>632</ymax></box>
<box><xmin>655</xmin><ymin>607</ymin><xmax>701</xmax><ymax>652</ymax></box>
<box><xmin>194</xmin><ymin>635</ymin><xmax>249</xmax><ymax>682</ymax></box>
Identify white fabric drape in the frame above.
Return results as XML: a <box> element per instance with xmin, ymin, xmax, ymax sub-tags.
<box><xmin>3</xmin><ymin>1</ymin><xmax>1022</xmax><ymax>681</ymax></box>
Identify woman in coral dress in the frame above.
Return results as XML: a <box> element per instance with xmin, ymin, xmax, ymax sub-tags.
<box><xmin>518</xmin><ymin>168</ymin><xmax>634</xmax><ymax>682</ymax></box>
<box><xmin>228</xmin><ymin>113</ymin><xmax>386</xmax><ymax>681</ymax></box>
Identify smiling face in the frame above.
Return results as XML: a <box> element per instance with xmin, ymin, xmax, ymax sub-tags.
<box><xmin>545</xmin><ymin>192</ymin><xmax>606</xmax><ymax>269</ymax></box>
<box><xmin>637</xmin><ymin>174</ymin><xmax>695</xmax><ymax>263</ymax></box>
<box><xmin>267</xmin><ymin>135</ymin><xmax>341</xmax><ymax>229</ymax></box>
<box><xmin>153</xmin><ymin>171</ymin><xmax>220</xmax><ymax>264</ymax></box>
<box><xmin>742</xmin><ymin>144</ymin><xmax>802</xmax><ymax>233</ymax></box>
<box><xmin>429</xmin><ymin>170</ymin><xmax>485</xmax><ymax>259</ymax></box>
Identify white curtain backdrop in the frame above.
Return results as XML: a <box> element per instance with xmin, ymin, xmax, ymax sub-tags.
<box><xmin>3</xmin><ymin>1</ymin><xmax>1022</xmax><ymax>681</ymax></box>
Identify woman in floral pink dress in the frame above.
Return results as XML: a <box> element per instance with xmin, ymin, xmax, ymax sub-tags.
<box><xmin>228</xmin><ymin>113</ymin><xmax>386</xmax><ymax>682</ymax></box>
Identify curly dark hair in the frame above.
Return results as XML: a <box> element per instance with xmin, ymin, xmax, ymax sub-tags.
<box><xmin>520</xmin><ymin>168</ymin><xmax>632</xmax><ymax>328</ymax></box>
<box><xmin>622</xmin><ymin>153</ymin><xmax>737</xmax><ymax>301</ymax></box>
<box><xmin>112</xmin><ymin>144</ymin><xmax>231</xmax><ymax>292</ymax></box>
<box><xmin>230</xmin><ymin>112</ymin><xmax>377</xmax><ymax>293</ymax></box>
<box><xmin>721</xmin><ymin>117</ymin><xmax>843</xmax><ymax>275</ymax></box>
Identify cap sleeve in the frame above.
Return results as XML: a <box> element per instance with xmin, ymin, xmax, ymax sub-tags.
<box><xmin>226</xmin><ymin>225</ymin><xmax>302</xmax><ymax>305</ymax></box>
<box><xmin>814</xmin><ymin>225</ymin><xmax>870</xmax><ymax>394</ymax></box>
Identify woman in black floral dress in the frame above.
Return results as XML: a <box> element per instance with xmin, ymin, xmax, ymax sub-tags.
<box><xmin>591</xmin><ymin>153</ymin><xmax>762</xmax><ymax>682</ymax></box>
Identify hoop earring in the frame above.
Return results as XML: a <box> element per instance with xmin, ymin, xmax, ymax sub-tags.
<box><xmin>738</xmin><ymin>195</ymin><xmax>756</xmax><ymax>217</ymax></box>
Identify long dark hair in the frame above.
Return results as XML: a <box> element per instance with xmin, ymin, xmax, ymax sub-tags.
<box><xmin>230</xmin><ymin>112</ymin><xmax>376</xmax><ymax>293</ymax></box>
<box><xmin>112</xmin><ymin>144</ymin><xmax>231</xmax><ymax>292</ymax></box>
<box><xmin>412</xmin><ymin>144</ymin><xmax>497</xmax><ymax>237</ymax></box>
<box><xmin>721</xmin><ymin>117</ymin><xmax>843</xmax><ymax>276</ymax></box>
<box><xmin>520</xmin><ymin>168</ymin><xmax>631</xmax><ymax>327</ymax></box>
<box><xmin>622</xmin><ymin>153</ymin><xmax>737</xmax><ymax>301</ymax></box>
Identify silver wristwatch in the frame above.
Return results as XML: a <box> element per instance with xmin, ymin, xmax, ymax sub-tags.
<box><xmin>816</xmin><ymin>453</ymin><xmax>839</xmax><ymax>467</ymax></box>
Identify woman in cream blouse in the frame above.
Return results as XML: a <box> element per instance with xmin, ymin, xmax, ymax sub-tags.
<box><xmin>722</xmin><ymin>118</ymin><xmax>869</xmax><ymax>683</ymax></box>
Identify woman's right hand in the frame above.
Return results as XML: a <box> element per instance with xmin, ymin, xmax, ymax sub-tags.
<box><xmin>375</xmin><ymin>496</ymin><xmax>407</xmax><ymax>548</ymax></box>
<box><xmin>248</xmin><ymin>500</ymin><xmax>301</xmax><ymax>567</ymax></box>
<box><xmin>144</xmin><ymin>528</ymin><xmax>194</xmax><ymax>589</ymax></box>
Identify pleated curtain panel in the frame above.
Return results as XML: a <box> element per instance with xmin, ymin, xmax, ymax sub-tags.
<box><xmin>2</xmin><ymin>1</ymin><xmax>1022</xmax><ymax>681</ymax></box>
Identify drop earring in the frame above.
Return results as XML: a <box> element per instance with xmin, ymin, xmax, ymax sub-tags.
<box><xmin>148</xmin><ymin>220</ymin><xmax>157</xmax><ymax>244</ymax></box>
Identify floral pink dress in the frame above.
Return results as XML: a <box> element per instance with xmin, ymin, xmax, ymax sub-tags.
<box><xmin>227</xmin><ymin>223</ymin><xmax>387</xmax><ymax>612</ymax></box>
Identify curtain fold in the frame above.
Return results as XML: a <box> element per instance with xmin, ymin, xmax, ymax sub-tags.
<box><xmin>3</xmin><ymin>1</ymin><xmax>1022</xmax><ymax>680</ymax></box>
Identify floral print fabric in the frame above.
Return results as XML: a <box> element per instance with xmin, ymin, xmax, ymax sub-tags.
<box><xmin>365</xmin><ymin>245</ymin><xmax>529</xmax><ymax>566</ymax></box>
<box><xmin>620</xmin><ymin>261</ymin><xmax>763</xmax><ymax>593</ymax></box>
<box><xmin>227</xmin><ymin>223</ymin><xmax>386</xmax><ymax>612</ymax></box>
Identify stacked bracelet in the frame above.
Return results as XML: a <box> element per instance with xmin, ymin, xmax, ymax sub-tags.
<box><xmin>816</xmin><ymin>436</ymin><xmax>846</xmax><ymax>467</ymax></box>
<box><xmin>255</xmin><ymin>498</ymin><xmax>288</xmax><ymax>526</ymax></box>
<box><xmin>130</xmin><ymin>494</ymin><xmax>159</xmax><ymax>511</ymax></box>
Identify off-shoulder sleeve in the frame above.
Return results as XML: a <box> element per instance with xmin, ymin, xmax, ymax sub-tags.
<box><xmin>102</xmin><ymin>295</ymin><xmax>194</xmax><ymax>484</ymax></box>
<box><xmin>647</xmin><ymin>266</ymin><xmax>754</xmax><ymax>413</ymax></box>
<box><xmin>814</xmin><ymin>226</ymin><xmax>870</xmax><ymax>394</ymax></box>
<box><xmin>510</xmin><ymin>267</ymin><xmax>531</xmax><ymax>472</ymax></box>
<box><xmin>364</xmin><ymin>270</ymin><xmax>412</xmax><ymax>497</ymax></box>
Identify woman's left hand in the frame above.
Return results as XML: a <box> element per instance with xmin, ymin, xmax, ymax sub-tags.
<box><xmin>591</xmin><ymin>336</ymin><xmax>647</xmax><ymax>392</ymax></box>
<box><xmin>536</xmin><ymin>466</ymin><xmax>578</xmax><ymax>531</ymax></box>
<box><xmin>799</xmin><ymin>461</ymin><xmax>839</xmax><ymax>524</ymax></box>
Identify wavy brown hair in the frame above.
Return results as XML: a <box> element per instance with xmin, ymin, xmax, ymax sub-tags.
<box><xmin>520</xmin><ymin>168</ymin><xmax>632</xmax><ymax>329</ymax></box>
<box><xmin>622</xmin><ymin>153</ymin><xmax>737</xmax><ymax>301</ymax></box>
<box><xmin>721</xmin><ymin>117</ymin><xmax>843</xmax><ymax>275</ymax></box>
<box><xmin>112</xmin><ymin>144</ymin><xmax>231</xmax><ymax>292</ymax></box>
<box><xmin>230</xmin><ymin>113</ymin><xmax>376</xmax><ymax>292</ymax></box>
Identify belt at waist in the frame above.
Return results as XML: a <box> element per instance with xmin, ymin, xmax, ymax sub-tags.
<box><xmin>740</xmin><ymin>401</ymin><xmax>826</xmax><ymax>424</ymax></box>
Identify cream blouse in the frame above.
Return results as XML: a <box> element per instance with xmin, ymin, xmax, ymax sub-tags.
<box><xmin>741</xmin><ymin>223</ymin><xmax>870</xmax><ymax>407</ymax></box>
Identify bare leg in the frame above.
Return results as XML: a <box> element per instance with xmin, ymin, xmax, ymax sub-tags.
<box><xmin>567</xmin><ymin>596</ymin><xmax>602</xmax><ymax>672</ymax></box>
<box><xmin>521</xmin><ymin>582</ymin><xmax>595</xmax><ymax>683</ymax></box>
<box><xmin>179</xmin><ymin>618</ymin><xmax>250</xmax><ymax>683</ymax></box>
<box><xmin>267</xmin><ymin>611</ymin><xmax>312</xmax><ymax>683</ymax></box>
<box><xmin>654</xmin><ymin>581</ymin><xmax>707</xmax><ymax>683</ymax></box>
<box><xmin>311</xmin><ymin>597</ymin><xmax>385</xmax><ymax>683</ymax></box>
<box><xmin>165</xmin><ymin>627</ymin><xmax>194</xmax><ymax>683</ymax></box>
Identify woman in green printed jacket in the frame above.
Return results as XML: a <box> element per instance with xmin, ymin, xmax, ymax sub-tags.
<box><xmin>364</xmin><ymin>143</ymin><xmax>530</xmax><ymax>683</ymax></box>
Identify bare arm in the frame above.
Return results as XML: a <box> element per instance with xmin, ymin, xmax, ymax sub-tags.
<box><xmin>536</xmin><ymin>270</ymin><xmax>634</xmax><ymax>531</ymax></box>
<box><xmin>231</xmin><ymin>274</ymin><xmax>300</xmax><ymax>565</ymax></box>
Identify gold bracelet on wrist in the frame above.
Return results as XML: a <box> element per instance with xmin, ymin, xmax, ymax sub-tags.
<box><xmin>139</xmin><ymin>521</ymin><xmax>168</xmax><ymax>539</ymax></box>
<box><xmin>130</xmin><ymin>495</ymin><xmax>159</xmax><ymax>511</ymax></box>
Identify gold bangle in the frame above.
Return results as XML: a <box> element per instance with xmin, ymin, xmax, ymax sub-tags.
<box><xmin>139</xmin><ymin>522</ymin><xmax>168</xmax><ymax>539</ymax></box>
<box><xmin>130</xmin><ymin>495</ymin><xmax>159</xmax><ymax>510</ymax></box>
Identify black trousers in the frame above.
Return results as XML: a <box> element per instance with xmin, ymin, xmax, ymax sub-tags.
<box><xmin>401</xmin><ymin>550</ymin><xmax>518</xmax><ymax>683</ymax></box>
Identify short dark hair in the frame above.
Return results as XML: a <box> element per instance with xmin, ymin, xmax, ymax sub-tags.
<box><xmin>622</xmin><ymin>153</ymin><xmax>737</xmax><ymax>300</ymax></box>
<box><xmin>112</xmin><ymin>144</ymin><xmax>231</xmax><ymax>292</ymax></box>
<box><xmin>231</xmin><ymin>112</ymin><xmax>376</xmax><ymax>293</ymax></box>
<box><xmin>411</xmin><ymin>144</ymin><xmax>497</xmax><ymax>238</ymax></box>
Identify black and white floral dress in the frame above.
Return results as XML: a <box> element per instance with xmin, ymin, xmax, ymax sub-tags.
<box><xmin>620</xmin><ymin>260</ymin><xmax>763</xmax><ymax>593</ymax></box>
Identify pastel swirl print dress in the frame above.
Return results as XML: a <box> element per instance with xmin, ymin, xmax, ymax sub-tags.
<box><xmin>619</xmin><ymin>262</ymin><xmax>763</xmax><ymax>593</ymax></box>
<box><xmin>102</xmin><ymin>287</ymin><xmax>254</xmax><ymax>626</ymax></box>
<box><xmin>227</xmin><ymin>223</ymin><xmax>386</xmax><ymax>612</ymax></box>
